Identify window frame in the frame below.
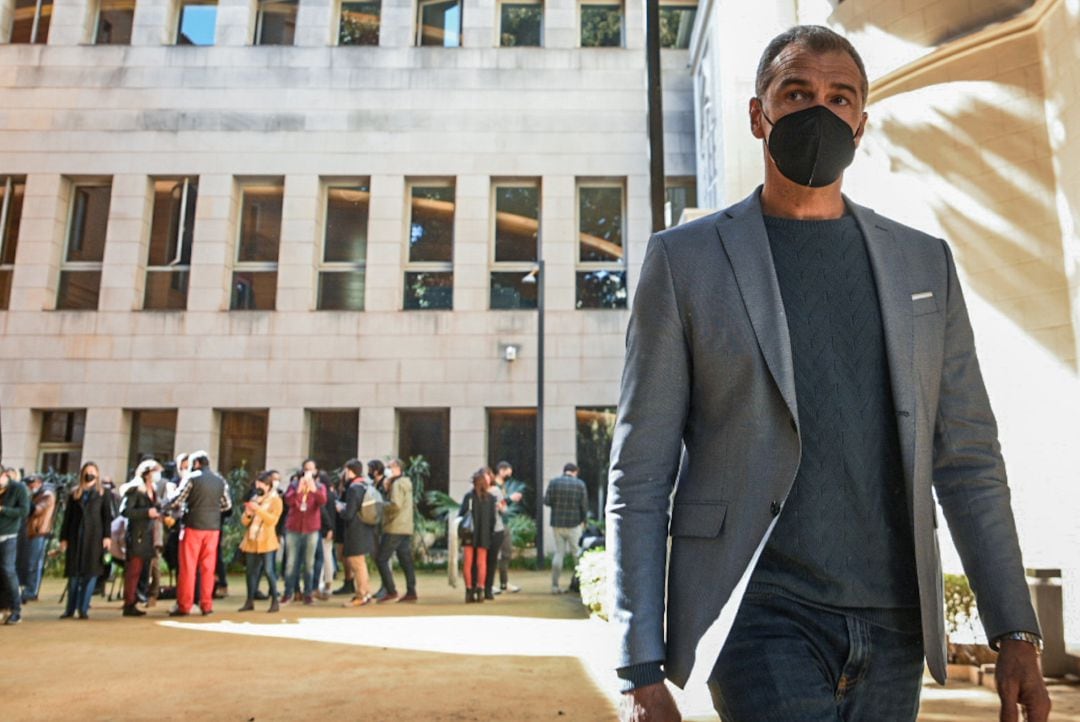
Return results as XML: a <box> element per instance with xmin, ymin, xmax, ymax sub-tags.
<box><xmin>575</xmin><ymin>177</ymin><xmax>627</xmax><ymax>310</ymax></box>
<box><xmin>37</xmin><ymin>409</ymin><xmax>86</xmax><ymax>474</ymax></box>
<box><xmin>489</xmin><ymin>178</ymin><xmax>540</xmax><ymax>310</ymax></box>
<box><xmin>664</xmin><ymin>176</ymin><xmax>697</xmax><ymax>228</ymax></box>
<box><xmin>231</xmin><ymin>178</ymin><xmax>283</xmax><ymax>312</ymax></box>
<box><xmin>254</xmin><ymin>0</ymin><xmax>299</xmax><ymax>46</ymax></box>
<box><xmin>577</xmin><ymin>0</ymin><xmax>623</xmax><ymax>48</ymax></box>
<box><xmin>93</xmin><ymin>0</ymin><xmax>136</xmax><ymax>45</ymax></box>
<box><xmin>10</xmin><ymin>0</ymin><xmax>52</xmax><ymax>43</ymax></box>
<box><xmin>58</xmin><ymin>179</ymin><xmax>112</xmax><ymax>311</ymax></box>
<box><xmin>143</xmin><ymin>176</ymin><xmax>197</xmax><ymax>311</ymax></box>
<box><xmin>497</xmin><ymin>0</ymin><xmax>543</xmax><ymax>48</ymax></box>
<box><xmin>0</xmin><ymin>176</ymin><xmax>26</xmax><ymax>309</ymax></box>
<box><xmin>318</xmin><ymin>179</ymin><xmax>371</xmax><ymax>311</ymax></box>
<box><xmin>336</xmin><ymin>0</ymin><xmax>381</xmax><ymax>46</ymax></box>
<box><xmin>657</xmin><ymin>0</ymin><xmax>696</xmax><ymax>50</ymax></box>
<box><xmin>403</xmin><ymin>178</ymin><xmax>455</xmax><ymax>311</ymax></box>
<box><xmin>127</xmin><ymin>408</ymin><xmax>178</xmax><ymax>476</ymax></box>
<box><xmin>416</xmin><ymin>0</ymin><xmax>462</xmax><ymax>47</ymax></box>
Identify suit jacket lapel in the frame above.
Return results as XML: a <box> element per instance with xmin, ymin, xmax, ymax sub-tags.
<box><xmin>848</xmin><ymin>199</ymin><xmax>917</xmax><ymax>505</ymax></box>
<box><xmin>714</xmin><ymin>190</ymin><xmax>798</xmax><ymax>423</ymax></box>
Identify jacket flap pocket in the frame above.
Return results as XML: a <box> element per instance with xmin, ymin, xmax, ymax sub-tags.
<box><xmin>912</xmin><ymin>293</ymin><xmax>939</xmax><ymax>316</ymax></box>
<box><xmin>670</xmin><ymin>501</ymin><xmax>728</xmax><ymax>538</ymax></box>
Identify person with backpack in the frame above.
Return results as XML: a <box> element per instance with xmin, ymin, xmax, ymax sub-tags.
<box><xmin>119</xmin><ymin>459</ymin><xmax>163</xmax><ymax>617</ymax></box>
<box><xmin>458</xmin><ymin>467</ymin><xmax>497</xmax><ymax>604</ymax></box>
<box><xmin>374</xmin><ymin>458</ymin><xmax>417</xmax><ymax>604</ymax></box>
<box><xmin>340</xmin><ymin>458</ymin><xmax>376</xmax><ymax>607</ymax></box>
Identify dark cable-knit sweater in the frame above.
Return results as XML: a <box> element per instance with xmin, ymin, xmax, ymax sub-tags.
<box><xmin>750</xmin><ymin>214</ymin><xmax>919</xmax><ymax>624</ymax></box>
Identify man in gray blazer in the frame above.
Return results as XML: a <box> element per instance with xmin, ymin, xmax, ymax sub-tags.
<box><xmin>608</xmin><ymin>25</ymin><xmax>1050</xmax><ymax>722</ymax></box>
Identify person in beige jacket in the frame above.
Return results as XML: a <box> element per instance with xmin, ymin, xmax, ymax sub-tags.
<box><xmin>239</xmin><ymin>471</ymin><xmax>283</xmax><ymax>613</ymax></box>
<box><xmin>374</xmin><ymin>459</ymin><xmax>417</xmax><ymax>603</ymax></box>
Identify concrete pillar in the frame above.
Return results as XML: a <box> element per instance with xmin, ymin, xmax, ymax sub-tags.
<box><xmin>365</xmin><ymin>174</ymin><xmax>404</xmax><ymax>312</ymax></box>
<box><xmin>99</xmin><ymin>174</ymin><xmax>152</xmax><ymax>312</ymax></box>
<box><xmin>175</xmin><ymin>407</ymin><xmax>217</xmax><ymax>461</ymax></box>
<box><xmin>48</xmin><ymin>0</ymin><xmax>97</xmax><ymax>44</ymax></box>
<box><xmin>379</xmin><ymin>0</ymin><xmax>413</xmax><ymax>47</ymax></box>
<box><xmin>541</xmin><ymin>175</ymin><xmax>576</xmax><ymax>311</ymax></box>
<box><xmin>625</xmin><ymin>172</ymin><xmax>650</xmax><ymax>298</ymax></box>
<box><xmin>276</xmin><ymin>174</ymin><xmax>319</xmax><ymax>312</ymax></box>
<box><xmin>461</xmin><ymin>0</ymin><xmax>493</xmax><ymax>47</ymax></box>
<box><xmin>216</xmin><ymin>0</ymin><xmax>255</xmax><ymax>45</ymax></box>
<box><xmin>186</xmin><ymin>173</ymin><xmax>236</xmax><ymax>312</ymax></box>
<box><xmin>131</xmin><ymin>0</ymin><xmax>175</xmax><ymax>45</ymax></box>
<box><xmin>1028</xmin><ymin>568</ymin><xmax>1067</xmax><ymax>677</ymax></box>
<box><xmin>82</xmin><ymin>406</ymin><xmax>129</xmax><ymax>481</ymax></box>
<box><xmin>294</xmin><ymin>0</ymin><xmax>334</xmax><ymax>45</ymax></box>
<box><xmin>0</xmin><ymin>407</ymin><xmax>38</xmax><ymax>473</ymax></box>
<box><xmin>544</xmin><ymin>0</ymin><xmax>576</xmax><ymax>49</ymax></box>
<box><xmin>360</xmin><ymin>405</ymin><xmax>394</xmax><ymax>462</ymax></box>
<box><xmin>267</xmin><ymin>406</ymin><xmax>305</xmax><ymax>473</ymax></box>
<box><xmin>623</xmin><ymin>0</ymin><xmax>641</xmax><ymax>50</ymax></box>
<box><xmin>0</xmin><ymin>0</ymin><xmax>15</xmax><ymax>43</ymax></box>
<box><xmin>9</xmin><ymin>174</ymin><xmax>68</xmax><ymax>312</ymax></box>
<box><xmin>449</xmin><ymin>405</ymin><xmax>483</xmax><ymax>501</ymax></box>
<box><xmin>452</xmin><ymin>174</ymin><xmax>489</xmax><ymax>311</ymax></box>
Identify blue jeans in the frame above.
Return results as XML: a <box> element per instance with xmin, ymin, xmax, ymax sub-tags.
<box><xmin>283</xmin><ymin>531</ymin><xmax>318</xmax><ymax>597</ymax></box>
<box><xmin>64</xmin><ymin>576</ymin><xmax>98</xmax><ymax>617</ymax></box>
<box><xmin>245</xmin><ymin>550</ymin><xmax>278</xmax><ymax>602</ymax></box>
<box><xmin>23</xmin><ymin>536</ymin><xmax>48</xmax><ymax>600</ymax></box>
<box><xmin>0</xmin><ymin>537</ymin><xmax>20</xmax><ymax>614</ymax></box>
<box><xmin>708</xmin><ymin>591</ymin><xmax>924</xmax><ymax>722</ymax></box>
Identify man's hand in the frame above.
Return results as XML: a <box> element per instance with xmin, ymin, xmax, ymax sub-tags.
<box><xmin>102</xmin><ymin>538</ymin><xmax>111</xmax><ymax>550</ymax></box>
<box><xmin>996</xmin><ymin>639</ymin><xmax>1051</xmax><ymax>722</ymax></box>
<box><xmin>619</xmin><ymin>682</ymin><xmax>681</xmax><ymax>722</ymax></box>
<box><xmin>60</xmin><ymin>540</ymin><xmax>68</xmax><ymax>553</ymax></box>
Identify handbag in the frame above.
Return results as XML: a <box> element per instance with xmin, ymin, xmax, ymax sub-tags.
<box><xmin>458</xmin><ymin>512</ymin><xmax>474</xmax><ymax>545</ymax></box>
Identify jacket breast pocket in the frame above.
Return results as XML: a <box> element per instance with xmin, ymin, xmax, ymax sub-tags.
<box><xmin>669</xmin><ymin>501</ymin><xmax>728</xmax><ymax>538</ymax></box>
<box><xmin>912</xmin><ymin>294</ymin><xmax>939</xmax><ymax>316</ymax></box>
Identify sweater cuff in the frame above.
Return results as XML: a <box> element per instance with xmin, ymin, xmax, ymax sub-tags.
<box><xmin>616</xmin><ymin>662</ymin><xmax>666</xmax><ymax>693</ymax></box>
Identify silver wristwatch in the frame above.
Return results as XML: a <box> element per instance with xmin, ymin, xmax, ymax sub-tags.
<box><xmin>991</xmin><ymin>631</ymin><xmax>1043</xmax><ymax>653</ymax></box>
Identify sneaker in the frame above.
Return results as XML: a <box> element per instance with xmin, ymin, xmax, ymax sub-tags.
<box><xmin>238</xmin><ymin>601</ymin><xmax>255</xmax><ymax>612</ymax></box>
<box><xmin>302</xmin><ymin>595</ymin><xmax>314</xmax><ymax>606</ymax></box>
<box><xmin>505</xmin><ymin>584</ymin><xmax>521</xmax><ymax>594</ymax></box>
<box><xmin>4</xmin><ymin>613</ymin><xmax>21</xmax><ymax>625</ymax></box>
<box><xmin>77</xmin><ymin>610</ymin><xmax>90</xmax><ymax>620</ymax></box>
<box><xmin>397</xmin><ymin>593</ymin><xmax>418</xmax><ymax>603</ymax></box>
<box><xmin>551</xmin><ymin>586</ymin><xmax>563</xmax><ymax>595</ymax></box>
<box><xmin>313</xmin><ymin>591</ymin><xmax>330</xmax><ymax>602</ymax></box>
<box><xmin>377</xmin><ymin>592</ymin><xmax>399</xmax><ymax>604</ymax></box>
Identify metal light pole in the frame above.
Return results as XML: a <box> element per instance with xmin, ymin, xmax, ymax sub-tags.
<box><xmin>646</xmin><ymin>0</ymin><xmax>666</xmax><ymax>232</ymax></box>
<box><xmin>522</xmin><ymin>257</ymin><xmax>545</xmax><ymax>569</ymax></box>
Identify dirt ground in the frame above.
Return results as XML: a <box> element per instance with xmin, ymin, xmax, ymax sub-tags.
<box><xmin>6</xmin><ymin>570</ymin><xmax>1080</xmax><ymax>721</ymax></box>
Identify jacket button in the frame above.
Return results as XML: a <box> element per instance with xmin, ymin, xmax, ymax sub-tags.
<box><xmin>770</xmin><ymin>500</ymin><xmax>782</xmax><ymax>517</ymax></box>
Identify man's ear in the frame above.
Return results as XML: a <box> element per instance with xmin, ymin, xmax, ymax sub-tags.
<box><xmin>853</xmin><ymin>111</ymin><xmax>868</xmax><ymax>147</ymax></box>
<box><xmin>749</xmin><ymin>97</ymin><xmax>766</xmax><ymax>140</ymax></box>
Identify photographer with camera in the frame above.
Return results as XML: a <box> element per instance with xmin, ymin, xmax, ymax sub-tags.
<box><xmin>281</xmin><ymin>459</ymin><xmax>327</xmax><ymax>606</ymax></box>
<box><xmin>20</xmin><ymin>474</ymin><xmax>55</xmax><ymax>605</ymax></box>
<box><xmin>239</xmin><ymin>470</ymin><xmax>283</xmax><ymax>613</ymax></box>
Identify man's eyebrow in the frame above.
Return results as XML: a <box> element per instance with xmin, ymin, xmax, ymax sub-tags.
<box><xmin>774</xmin><ymin>77</ymin><xmax>859</xmax><ymax>98</ymax></box>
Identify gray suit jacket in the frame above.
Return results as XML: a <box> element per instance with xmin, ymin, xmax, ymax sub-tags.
<box><xmin>607</xmin><ymin>188</ymin><xmax>1040</xmax><ymax>688</ymax></box>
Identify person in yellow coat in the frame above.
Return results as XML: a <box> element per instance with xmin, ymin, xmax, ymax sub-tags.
<box><xmin>238</xmin><ymin>471</ymin><xmax>283</xmax><ymax>613</ymax></box>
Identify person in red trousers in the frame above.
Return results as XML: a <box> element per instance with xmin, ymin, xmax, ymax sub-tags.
<box><xmin>458</xmin><ymin>467</ymin><xmax>496</xmax><ymax>604</ymax></box>
<box><xmin>165</xmin><ymin>452</ymin><xmax>232</xmax><ymax>616</ymax></box>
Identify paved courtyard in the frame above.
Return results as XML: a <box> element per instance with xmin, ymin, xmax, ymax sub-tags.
<box><xmin>5</xmin><ymin>570</ymin><xmax>1079</xmax><ymax>720</ymax></box>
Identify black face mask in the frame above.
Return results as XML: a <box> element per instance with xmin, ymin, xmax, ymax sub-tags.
<box><xmin>761</xmin><ymin>104</ymin><xmax>859</xmax><ymax>188</ymax></box>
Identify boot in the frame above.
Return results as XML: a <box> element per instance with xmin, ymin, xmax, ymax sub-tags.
<box><xmin>465</xmin><ymin>588</ymin><xmax>476</xmax><ymax>604</ymax></box>
<box><xmin>475</xmin><ymin>588</ymin><xmax>485</xmax><ymax>603</ymax></box>
<box><xmin>332</xmin><ymin>580</ymin><xmax>355</xmax><ymax>596</ymax></box>
<box><xmin>122</xmin><ymin>604</ymin><xmax>145</xmax><ymax>617</ymax></box>
<box><xmin>238</xmin><ymin>600</ymin><xmax>255</xmax><ymax>612</ymax></box>
<box><xmin>267</xmin><ymin>597</ymin><xmax>280</xmax><ymax>613</ymax></box>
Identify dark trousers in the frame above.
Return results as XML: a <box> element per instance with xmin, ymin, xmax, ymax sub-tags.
<box><xmin>0</xmin><ymin>537</ymin><xmax>20</xmax><ymax>614</ymax></box>
<box><xmin>375</xmin><ymin>533</ymin><xmax>416</xmax><ymax>595</ymax></box>
<box><xmin>485</xmin><ymin>530</ymin><xmax>506</xmax><ymax>594</ymax></box>
<box><xmin>708</xmin><ymin>591</ymin><xmax>923</xmax><ymax>721</ymax></box>
<box><xmin>245</xmin><ymin>551</ymin><xmax>278</xmax><ymax>602</ymax></box>
<box><xmin>64</xmin><ymin>575</ymin><xmax>97</xmax><ymax>616</ymax></box>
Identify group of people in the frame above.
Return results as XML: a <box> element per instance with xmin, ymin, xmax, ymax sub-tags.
<box><xmin>0</xmin><ymin>453</ymin><xmax>592</xmax><ymax>625</ymax></box>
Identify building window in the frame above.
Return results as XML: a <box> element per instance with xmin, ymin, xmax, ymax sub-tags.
<box><xmin>659</xmin><ymin>0</ymin><xmax>695</xmax><ymax>49</ymax></box>
<box><xmin>58</xmin><ymin>181</ymin><xmax>111</xmax><ymax>311</ymax></box>
<box><xmin>38</xmin><ymin>410</ymin><xmax>86</xmax><ymax>475</ymax></box>
<box><xmin>665</xmin><ymin>176</ymin><xmax>697</xmax><ymax>227</ymax></box>
<box><xmin>499</xmin><ymin>0</ymin><xmax>541</xmax><ymax>46</ymax></box>
<box><xmin>397</xmin><ymin>408</ymin><xmax>450</xmax><ymax>494</ymax></box>
<box><xmin>255</xmin><ymin>0</ymin><xmax>298</xmax><ymax>45</ymax></box>
<box><xmin>580</xmin><ymin>0</ymin><xmax>621</xmax><ymax>47</ymax></box>
<box><xmin>487</xmin><ymin>408</ymin><xmax>537</xmax><ymax>516</ymax></box>
<box><xmin>231</xmin><ymin>180</ymin><xmax>282</xmax><ymax>311</ymax></box>
<box><xmin>417</xmin><ymin>0</ymin><xmax>461</xmax><ymax>47</ymax></box>
<box><xmin>218</xmin><ymin>410</ymin><xmax>268</xmax><ymax>475</ymax></box>
<box><xmin>128</xmin><ymin>409</ymin><xmax>177</xmax><ymax>477</ymax></box>
<box><xmin>176</xmin><ymin>0</ymin><xmax>217</xmax><ymax>45</ymax></box>
<box><xmin>338</xmin><ymin>0</ymin><xmax>379</xmax><ymax>45</ymax></box>
<box><xmin>10</xmin><ymin>0</ymin><xmax>52</xmax><ymax>43</ymax></box>
<box><xmin>308</xmin><ymin>410</ymin><xmax>359</xmax><ymax>471</ymax></box>
<box><xmin>95</xmin><ymin>0</ymin><xmax>135</xmax><ymax>44</ymax></box>
<box><xmin>575</xmin><ymin>406</ymin><xmax>615</xmax><ymax>517</ymax></box>
<box><xmin>576</xmin><ymin>181</ymin><xmax>626</xmax><ymax>309</ymax></box>
<box><xmin>490</xmin><ymin>181</ymin><xmax>539</xmax><ymax>310</ymax></box>
<box><xmin>0</xmin><ymin>176</ymin><xmax>26</xmax><ymax>310</ymax></box>
<box><xmin>144</xmin><ymin>177</ymin><xmax>196</xmax><ymax>311</ymax></box>
<box><xmin>404</xmin><ymin>181</ymin><xmax>454</xmax><ymax>310</ymax></box>
<box><xmin>319</xmin><ymin>182</ymin><xmax>369</xmax><ymax>311</ymax></box>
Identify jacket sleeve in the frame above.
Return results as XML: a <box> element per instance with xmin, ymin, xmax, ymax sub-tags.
<box><xmin>579</xmin><ymin>482</ymin><xmax>590</xmax><ymax>526</ymax></box>
<box><xmin>258</xmin><ymin>496</ymin><xmax>283</xmax><ymax>528</ymax></box>
<box><xmin>931</xmin><ymin>240</ymin><xmax>1039</xmax><ymax>642</ymax></box>
<box><xmin>123</xmin><ymin>493</ymin><xmax>150</xmax><ymax>521</ymax></box>
<box><xmin>0</xmin><ymin>485</ymin><xmax>30</xmax><ymax>520</ymax></box>
<box><xmin>344</xmin><ymin>485</ymin><xmax>361</xmax><ymax>522</ymax></box>
<box><xmin>101</xmin><ymin>493</ymin><xmax>115</xmax><ymax>536</ymax></box>
<box><xmin>607</xmin><ymin>233</ymin><xmax>691</xmax><ymax>672</ymax></box>
<box><xmin>60</xmin><ymin>492</ymin><xmax>75</xmax><ymax>542</ymax></box>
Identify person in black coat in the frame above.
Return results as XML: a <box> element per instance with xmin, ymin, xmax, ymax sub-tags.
<box><xmin>120</xmin><ymin>460</ymin><xmax>163</xmax><ymax>617</ymax></box>
<box><xmin>340</xmin><ymin>459</ymin><xmax>376</xmax><ymax>607</ymax></box>
<box><xmin>459</xmin><ymin>467</ymin><xmax>497</xmax><ymax>604</ymax></box>
<box><xmin>313</xmin><ymin>469</ymin><xmax>338</xmax><ymax>599</ymax></box>
<box><xmin>59</xmin><ymin>462</ymin><xmax>114</xmax><ymax>619</ymax></box>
